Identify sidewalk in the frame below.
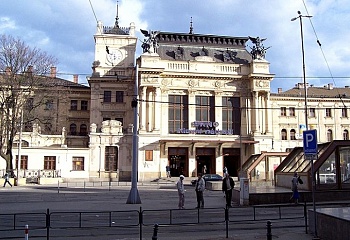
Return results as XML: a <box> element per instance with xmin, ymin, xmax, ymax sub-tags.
<box><xmin>0</xmin><ymin>180</ymin><xmax>318</xmax><ymax>240</ymax></box>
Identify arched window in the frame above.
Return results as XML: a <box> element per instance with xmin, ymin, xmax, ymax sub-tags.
<box><xmin>80</xmin><ymin>124</ymin><xmax>87</xmax><ymax>136</ymax></box>
<box><xmin>281</xmin><ymin>129</ymin><xmax>287</xmax><ymax>140</ymax></box>
<box><xmin>290</xmin><ymin>129</ymin><xmax>296</xmax><ymax>140</ymax></box>
<box><xmin>327</xmin><ymin>129</ymin><xmax>333</xmax><ymax>142</ymax></box>
<box><xmin>343</xmin><ymin>130</ymin><xmax>349</xmax><ymax>140</ymax></box>
<box><xmin>70</xmin><ymin>123</ymin><xmax>77</xmax><ymax>135</ymax></box>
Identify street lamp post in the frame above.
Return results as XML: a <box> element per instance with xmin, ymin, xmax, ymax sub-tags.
<box><xmin>292</xmin><ymin>11</ymin><xmax>318</xmax><ymax>239</ymax></box>
<box><xmin>126</xmin><ymin>63</ymin><xmax>141</xmax><ymax>204</ymax></box>
<box><xmin>291</xmin><ymin>11</ymin><xmax>312</xmax><ymax>131</ymax></box>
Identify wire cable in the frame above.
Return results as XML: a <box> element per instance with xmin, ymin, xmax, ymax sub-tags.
<box><xmin>88</xmin><ymin>0</ymin><xmax>98</xmax><ymax>23</ymax></box>
<box><xmin>302</xmin><ymin>0</ymin><xmax>346</xmax><ymax>107</ymax></box>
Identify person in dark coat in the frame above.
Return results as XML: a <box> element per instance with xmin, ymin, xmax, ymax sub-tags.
<box><xmin>3</xmin><ymin>173</ymin><xmax>12</xmax><ymax>187</ymax></box>
<box><xmin>222</xmin><ymin>173</ymin><xmax>234</xmax><ymax>207</ymax></box>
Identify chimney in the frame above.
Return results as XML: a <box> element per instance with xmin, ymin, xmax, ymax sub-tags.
<box><xmin>73</xmin><ymin>74</ymin><xmax>78</xmax><ymax>84</ymax></box>
<box><xmin>5</xmin><ymin>67</ymin><xmax>11</xmax><ymax>75</ymax></box>
<box><xmin>27</xmin><ymin>65</ymin><xmax>33</xmax><ymax>77</ymax></box>
<box><xmin>50</xmin><ymin>66</ymin><xmax>57</xmax><ymax>78</ymax></box>
<box><xmin>278</xmin><ymin>88</ymin><xmax>282</xmax><ymax>94</ymax></box>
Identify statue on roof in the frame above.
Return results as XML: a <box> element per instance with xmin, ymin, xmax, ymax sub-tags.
<box><xmin>140</xmin><ymin>29</ymin><xmax>160</xmax><ymax>54</ymax></box>
<box><xmin>248</xmin><ymin>36</ymin><xmax>271</xmax><ymax>60</ymax></box>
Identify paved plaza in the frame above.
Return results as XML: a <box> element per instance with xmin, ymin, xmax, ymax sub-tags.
<box><xmin>0</xmin><ymin>178</ymin><xmax>317</xmax><ymax>240</ymax></box>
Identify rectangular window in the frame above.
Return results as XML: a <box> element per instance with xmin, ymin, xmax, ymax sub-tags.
<box><xmin>72</xmin><ymin>157</ymin><xmax>84</xmax><ymax>171</ymax></box>
<box><xmin>115</xmin><ymin>117</ymin><xmax>123</xmax><ymax>126</ymax></box>
<box><xmin>195</xmin><ymin>96</ymin><xmax>215</xmax><ymax>122</ymax></box>
<box><xmin>145</xmin><ymin>150</ymin><xmax>153</xmax><ymax>161</ymax></box>
<box><xmin>15</xmin><ymin>155</ymin><xmax>28</xmax><ymax>170</ymax></box>
<box><xmin>168</xmin><ymin>95</ymin><xmax>189</xmax><ymax>133</ymax></box>
<box><xmin>289</xmin><ymin>107</ymin><xmax>295</xmax><ymax>117</ymax></box>
<box><xmin>326</xmin><ymin>108</ymin><xmax>332</xmax><ymax>117</ymax></box>
<box><xmin>342</xmin><ymin>108</ymin><xmax>348</xmax><ymax>118</ymax></box>
<box><xmin>280</xmin><ymin>107</ymin><xmax>286</xmax><ymax>116</ymax></box>
<box><xmin>309</xmin><ymin>108</ymin><xmax>316</xmax><ymax>117</ymax></box>
<box><xmin>116</xmin><ymin>91</ymin><xmax>124</xmax><ymax>103</ymax></box>
<box><xmin>222</xmin><ymin>97</ymin><xmax>241</xmax><ymax>134</ymax></box>
<box><xmin>105</xmin><ymin>146</ymin><xmax>118</xmax><ymax>171</ymax></box>
<box><xmin>44</xmin><ymin>156</ymin><xmax>56</xmax><ymax>170</ymax></box>
<box><xmin>103</xmin><ymin>91</ymin><xmax>112</xmax><ymax>102</ymax></box>
<box><xmin>70</xmin><ymin>100</ymin><xmax>78</xmax><ymax>110</ymax></box>
<box><xmin>45</xmin><ymin>99</ymin><xmax>54</xmax><ymax>110</ymax></box>
<box><xmin>26</xmin><ymin>98</ymin><xmax>34</xmax><ymax>110</ymax></box>
<box><xmin>81</xmin><ymin>100</ymin><xmax>88</xmax><ymax>110</ymax></box>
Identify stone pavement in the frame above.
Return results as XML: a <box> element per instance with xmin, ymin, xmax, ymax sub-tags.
<box><xmin>0</xmin><ymin>178</ymin><xmax>319</xmax><ymax>240</ymax></box>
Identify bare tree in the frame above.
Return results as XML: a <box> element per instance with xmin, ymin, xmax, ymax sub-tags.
<box><xmin>0</xmin><ymin>34</ymin><xmax>58</xmax><ymax>172</ymax></box>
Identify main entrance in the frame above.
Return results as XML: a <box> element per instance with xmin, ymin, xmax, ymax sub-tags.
<box><xmin>196</xmin><ymin>148</ymin><xmax>215</xmax><ymax>176</ymax></box>
<box><xmin>168</xmin><ymin>147</ymin><xmax>188</xmax><ymax>177</ymax></box>
<box><xmin>223</xmin><ymin>148</ymin><xmax>240</xmax><ymax>177</ymax></box>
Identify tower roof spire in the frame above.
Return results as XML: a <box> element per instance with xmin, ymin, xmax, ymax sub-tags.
<box><xmin>114</xmin><ymin>1</ymin><xmax>120</xmax><ymax>28</ymax></box>
<box><xmin>189</xmin><ymin>17</ymin><xmax>193</xmax><ymax>34</ymax></box>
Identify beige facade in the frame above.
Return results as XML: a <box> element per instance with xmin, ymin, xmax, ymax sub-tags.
<box><xmin>4</xmin><ymin>14</ymin><xmax>350</xmax><ymax>183</ymax></box>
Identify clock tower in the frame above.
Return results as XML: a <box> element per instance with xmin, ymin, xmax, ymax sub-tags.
<box><xmin>88</xmin><ymin>8</ymin><xmax>137</xmax><ymax>180</ymax></box>
<box><xmin>88</xmin><ymin>9</ymin><xmax>137</xmax><ymax>148</ymax></box>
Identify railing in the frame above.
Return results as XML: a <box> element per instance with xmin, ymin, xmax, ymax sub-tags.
<box><xmin>0</xmin><ymin>204</ymin><xmax>309</xmax><ymax>240</ymax></box>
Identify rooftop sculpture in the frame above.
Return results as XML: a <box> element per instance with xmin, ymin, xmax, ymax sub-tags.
<box><xmin>248</xmin><ymin>36</ymin><xmax>271</xmax><ymax>60</ymax></box>
<box><xmin>140</xmin><ymin>29</ymin><xmax>160</xmax><ymax>54</ymax></box>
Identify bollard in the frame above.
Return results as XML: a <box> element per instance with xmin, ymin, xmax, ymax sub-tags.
<box><xmin>266</xmin><ymin>221</ymin><xmax>272</xmax><ymax>240</ymax></box>
<box><xmin>24</xmin><ymin>224</ymin><xmax>29</xmax><ymax>240</ymax></box>
<box><xmin>152</xmin><ymin>223</ymin><xmax>159</xmax><ymax>240</ymax></box>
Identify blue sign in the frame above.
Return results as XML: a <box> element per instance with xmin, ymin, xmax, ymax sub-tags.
<box><xmin>303</xmin><ymin>129</ymin><xmax>317</xmax><ymax>156</ymax></box>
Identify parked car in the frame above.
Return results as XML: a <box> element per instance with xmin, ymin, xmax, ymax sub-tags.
<box><xmin>191</xmin><ymin>174</ymin><xmax>223</xmax><ymax>186</ymax></box>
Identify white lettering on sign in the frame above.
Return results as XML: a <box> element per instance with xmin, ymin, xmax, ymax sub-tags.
<box><xmin>305</xmin><ymin>133</ymin><xmax>314</xmax><ymax>147</ymax></box>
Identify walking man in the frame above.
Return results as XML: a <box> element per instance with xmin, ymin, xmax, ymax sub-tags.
<box><xmin>166</xmin><ymin>165</ymin><xmax>171</xmax><ymax>178</ymax></box>
<box><xmin>195</xmin><ymin>173</ymin><xmax>205</xmax><ymax>208</ymax></box>
<box><xmin>290</xmin><ymin>172</ymin><xmax>300</xmax><ymax>204</ymax></box>
<box><xmin>3</xmin><ymin>173</ymin><xmax>12</xmax><ymax>187</ymax></box>
<box><xmin>222</xmin><ymin>173</ymin><xmax>234</xmax><ymax>207</ymax></box>
<box><xmin>177</xmin><ymin>175</ymin><xmax>185</xmax><ymax>209</ymax></box>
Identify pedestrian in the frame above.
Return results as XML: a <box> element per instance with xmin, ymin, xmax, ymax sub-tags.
<box><xmin>176</xmin><ymin>175</ymin><xmax>185</xmax><ymax>209</ymax></box>
<box><xmin>166</xmin><ymin>165</ymin><xmax>171</xmax><ymax>178</ymax></box>
<box><xmin>222</xmin><ymin>173</ymin><xmax>234</xmax><ymax>208</ymax></box>
<box><xmin>3</xmin><ymin>173</ymin><xmax>12</xmax><ymax>187</ymax></box>
<box><xmin>195</xmin><ymin>173</ymin><xmax>205</xmax><ymax>208</ymax></box>
<box><xmin>202</xmin><ymin>165</ymin><xmax>207</xmax><ymax>175</ymax></box>
<box><xmin>223</xmin><ymin>166</ymin><xmax>228</xmax><ymax>177</ymax></box>
<box><xmin>290</xmin><ymin>172</ymin><xmax>300</xmax><ymax>204</ymax></box>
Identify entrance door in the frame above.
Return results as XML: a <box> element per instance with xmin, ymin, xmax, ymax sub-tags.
<box><xmin>197</xmin><ymin>155</ymin><xmax>211</xmax><ymax>175</ymax></box>
<box><xmin>196</xmin><ymin>148</ymin><xmax>215</xmax><ymax>176</ymax></box>
<box><xmin>168</xmin><ymin>147</ymin><xmax>188</xmax><ymax>177</ymax></box>
<box><xmin>223</xmin><ymin>148</ymin><xmax>240</xmax><ymax>177</ymax></box>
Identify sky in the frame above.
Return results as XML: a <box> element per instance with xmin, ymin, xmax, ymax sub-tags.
<box><xmin>0</xmin><ymin>0</ymin><xmax>349</xmax><ymax>92</ymax></box>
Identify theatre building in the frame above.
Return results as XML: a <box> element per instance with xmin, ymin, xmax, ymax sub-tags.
<box><xmin>136</xmin><ymin>29</ymin><xmax>274</xmax><ymax>179</ymax></box>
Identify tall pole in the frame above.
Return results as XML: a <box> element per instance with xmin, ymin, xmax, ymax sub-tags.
<box><xmin>292</xmin><ymin>11</ymin><xmax>318</xmax><ymax>239</ymax></box>
<box><xmin>127</xmin><ymin>63</ymin><xmax>141</xmax><ymax>204</ymax></box>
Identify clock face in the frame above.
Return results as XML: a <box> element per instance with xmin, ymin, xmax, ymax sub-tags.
<box><xmin>106</xmin><ymin>49</ymin><xmax>123</xmax><ymax>65</ymax></box>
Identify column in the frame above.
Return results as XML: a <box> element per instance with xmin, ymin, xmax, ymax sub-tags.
<box><xmin>140</xmin><ymin>87</ymin><xmax>147</xmax><ymax>132</ymax></box>
<box><xmin>149</xmin><ymin>89</ymin><xmax>153</xmax><ymax>131</ymax></box>
<box><xmin>215</xmin><ymin>92</ymin><xmax>222</xmax><ymax>128</ymax></box>
<box><xmin>253</xmin><ymin>91</ymin><xmax>259</xmax><ymax>134</ymax></box>
<box><xmin>266</xmin><ymin>92</ymin><xmax>272</xmax><ymax>134</ymax></box>
<box><xmin>188</xmin><ymin>90</ymin><xmax>196</xmax><ymax>127</ymax></box>
<box><xmin>153</xmin><ymin>87</ymin><xmax>160</xmax><ymax>131</ymax></box>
